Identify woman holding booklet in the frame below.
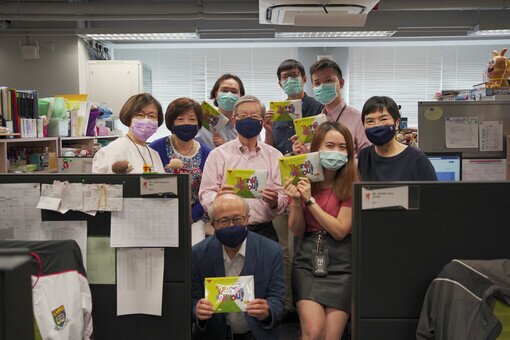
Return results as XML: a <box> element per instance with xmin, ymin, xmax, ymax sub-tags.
<box><xmin>149</xmin><ymin>97</ymin><xmax>211</xmax><ymax>245</ymax></box>
<box><xmin>283</xmin><ymin>121</ymin><xmax>359</xmax><ymax>340</ymax></box>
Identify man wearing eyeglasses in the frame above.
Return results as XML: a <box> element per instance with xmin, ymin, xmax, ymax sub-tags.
<box><xmin>199</xmin><ymin>95</ymin><xmax>288</xmax><ymax>243</ymax></box>
<box><xmin>192</xmin><ymin>194</ymin><xmax>285</xmax><ymax>340</ymax></box>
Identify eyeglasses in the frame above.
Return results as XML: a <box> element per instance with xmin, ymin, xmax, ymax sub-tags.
<box><xmin>213</xmin><ymin>215</ymin><xmax>247</xmax><ymax>228</ymax></box>
<box><xmin>134</xmin><ymin>111</ymin><xmax>158</xmax><ymax>120</ymax></box>
<box><xmin>280</xmin><ymin>72</ymin><xmax>301</xmax><ymax>80</ymax></box>
<box><xmin>236</xmin><ymin>113</ymin><xmax>263</xmax><ymax>121</ymax></box>
<box><xmin>364</xmin><ymin>115</ymin><xmax>394</xmax><ymax>128</ymax></box>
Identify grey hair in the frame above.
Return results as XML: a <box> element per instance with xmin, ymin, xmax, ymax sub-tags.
<box><xmin>208</xmin><ymin>194</ymin><xmax>250</xmax><ymax>220</ymax></box>
<box><xmin>233</xmin><ymin>95</ymin><xmax>266</xmax><ymax>118</ymax></box>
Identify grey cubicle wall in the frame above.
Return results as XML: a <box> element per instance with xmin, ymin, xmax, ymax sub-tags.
<box><xmin>0</xmin><ymin>174</ymin><xmax>191</xmax><ymax>340</ymax></box>
<box><xmin>418</xmin><ymin>100</ymin><xmax>510</xmax><ymax>159</ymax></box>
<box><xmin>351</xmin><ymin>182</ymin><xmax>510</xmax><ymax>340</ymax></box>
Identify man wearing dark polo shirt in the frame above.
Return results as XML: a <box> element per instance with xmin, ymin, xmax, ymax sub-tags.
<box><xmin>263</xmin><ymin>59</ymin><xmax>324</xmax><ymax>156</ymax></box>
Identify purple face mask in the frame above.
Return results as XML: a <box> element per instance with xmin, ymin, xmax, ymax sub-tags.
<box><xmin>130</xmin><ymin>118</ymin><xmax>158</xmax><ymax>141</ymax></box>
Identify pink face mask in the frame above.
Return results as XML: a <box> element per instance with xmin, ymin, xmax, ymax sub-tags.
<box><xmin>130</xmin><ymin>118</ymin><xmax>158</xmax><ymax>141</ymax></box>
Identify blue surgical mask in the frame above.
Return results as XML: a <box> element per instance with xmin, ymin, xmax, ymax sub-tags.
<box><xmin>235</xmin><ymin>118</ymin><xmax>262</xmax><ymax>139</ymax></box>
<box><xmin>217</xmin><ymin>92</ymin><xmax>238</xmax><ymax>111</ymax></box>
<box><xmin>215</xmin><ymin>225</ymin><xmax>248</xmax><ymax>248</ymax></box>
<box><xmin>313</xmin><ymin>83</ymin><xmax>337</xmax><ymax>105</ymax></box>
<box><xmin>320</xmin><ymin>150</ymin><xmax>348</xmax><ymax>171</ymax></box>
<box><xmin>282</xmin><ymin>77</ymin><xmax>303</xmax><ymax>96</ymax></box>
<box><xmin>171</xmin><ymin>124</ymin><xmax>198</xmax><ymax>142</ymax></box>
<box><xmin>365</xmin><ymin>125</ymin><xmax>396</xmax><ymax>146</ymax></box>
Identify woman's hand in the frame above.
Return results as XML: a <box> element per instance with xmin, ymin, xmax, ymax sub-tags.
<box><xmin>283</xmin><ymin>177</ymin><xmax>300</xmax><ymax>200</ymax></box>
<box><xmin>296</xmin><ymin>177</ymin><xmax>312</xmax><ymax>202</ymax></box>
<box><xmin>290</xmin><ymin>134</ymin><xmax>308</xmax><ymax>155</ymax></box>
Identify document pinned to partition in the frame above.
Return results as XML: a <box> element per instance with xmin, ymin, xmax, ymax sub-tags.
<box><xmin>445</xmin><ymin>116</ymin><xmax>479</xmax><ymax>148</ymax></box>
<box><xmin>362</xmin><ymin>186</ymin><xmax>409</xmax><ymax>210</ymax></box>
<box><xmin>110</xmin><ymin>198</ymin><xmax>179</xmax><ymax>248</ymax></box>
<box><xmin>0</xmin><ymin>183</ymin><xmax>41</xmax><ymax>240</ymax></box>
<box><xmin>40</xmin><ymin>221</ymin><xmax>87</xmax><ymax>267</ymax></box>
<box><xmin>117</xmin><ymin>247</ymin><xmax>164</xmax><ymax>316</ymax></box>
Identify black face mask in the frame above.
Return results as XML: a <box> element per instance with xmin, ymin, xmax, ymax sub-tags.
<box><xmin>171</xmin><ymin>124</ymin><xmax>199</xmax><ymax>142</ymax></box>
<box><xmin>235</xmin><ymin>118</ymin><xmax>262</xmax><ymax>139</ymax></box>
<box><xmin>215</xmin><ymin>226</ymin><xmax>248</xmax><ymax>248</ymax></box>
<box><xmin>365</xmin><ymin>124</ymin><xmax>396</xmax><ymax>146</ymax></box>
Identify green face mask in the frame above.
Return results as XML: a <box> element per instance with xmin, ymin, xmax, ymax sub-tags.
<box><xmin>313</xmin><ymin>83</ymin><xmax>338</xmax><ymax>105</ymax></box>
<box><xmin>282</xmin><ymin>77</ymin><xmax>303</xmax><ymax>96</ymax></box>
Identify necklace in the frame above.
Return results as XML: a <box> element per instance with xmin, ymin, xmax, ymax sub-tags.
<box><xmin>126</xmin><ymin>134</ymin><xmax>154</xmax><ymax>172</ymax></box>
<box><xmin>171</xmin><ymin>135</ymin><xmax>195</xmax><ymax>156</ymax></box>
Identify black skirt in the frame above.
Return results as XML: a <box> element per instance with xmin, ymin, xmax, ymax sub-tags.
<box><xmin>292</xmin><ymin>232</ymin><xmax>351</xmax><ymax>312</ymax></box>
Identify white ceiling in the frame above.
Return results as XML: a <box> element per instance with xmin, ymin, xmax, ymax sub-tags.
<box><xmin>0</xmin><ymin>0</ymin><xmax>509</xmax><ymax>42</ymax></box>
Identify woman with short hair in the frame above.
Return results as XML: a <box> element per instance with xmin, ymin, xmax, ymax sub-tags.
<box><xmin>92</xmin><ymin>93</ymin><xmax>165</xmax><ymax>174</ymax></box>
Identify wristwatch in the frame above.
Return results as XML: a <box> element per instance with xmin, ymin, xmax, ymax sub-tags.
<box><xmin>304</xmin><ymin>197</ymin><xmax>316</xmax><ymax>207</ymax></box>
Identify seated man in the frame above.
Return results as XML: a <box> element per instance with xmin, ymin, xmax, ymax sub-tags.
<box><xmin>199</xmin><ymin>95</ymin><xmax>288</xmax><ymax>242</ymax></box>
<box><xmin>192</xmin><ymin>194</ymin><xmax>285</xmax><ymax>340</ymax></box>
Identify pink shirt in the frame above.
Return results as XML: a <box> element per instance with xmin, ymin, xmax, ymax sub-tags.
<box><xmin>322</xmin><ymin>100</ymin><xmax>371</xmax><ymax>155</ymax></box>
<box><xmin>199</xmin><ymin>138</ymin><xmax>288</xmax><ymax>224</ymax></box>
<box><xmin>303</xmin><ymin>188</ymin><xmax>352</xmax><ymax>233</ymax></box>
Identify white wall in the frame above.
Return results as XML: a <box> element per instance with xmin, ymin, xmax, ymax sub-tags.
<box><xmin>78</xmin><ymin>38</ymin><xmax>91</xmax><ymax>93</ymax></box>
<box><xmin>0</xmin><ymin>35</ymin><xmax>81</xmax><ymax>97</ymax></box>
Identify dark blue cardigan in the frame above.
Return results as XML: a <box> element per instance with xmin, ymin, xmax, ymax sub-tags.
<box><xmin>149</xmin><ymin>136</ymin><xmax>211</xmax><ymax>222</ymax></box>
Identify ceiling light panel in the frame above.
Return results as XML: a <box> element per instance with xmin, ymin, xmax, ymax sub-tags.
<box><xmin>275</xmin><ymin>31</ymin><xmax>396</xmax><ymax>38</ymax></box>
<box><xmin>84</xmin><ymin>33</ymin><xmax>198</xmax><ymax>41</ymax></box>
<box><xmin>470</xmin><ymin>29</ymin><xmax>510</xmax><ymax>36</ymax></box>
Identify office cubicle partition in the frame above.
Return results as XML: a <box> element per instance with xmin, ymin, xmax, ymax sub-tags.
<box><xmin>352</xmin><ymin>182</ymin><xmax>510</xmax><ymax>340</ymax></box>
<box><xmin>0</xmin><ymin>174</ymin><xmax>191</xmax><ymax>340</ymax></box>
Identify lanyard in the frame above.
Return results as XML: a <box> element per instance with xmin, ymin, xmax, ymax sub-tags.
<box><xmin>126</xmin><ymin>135</ymin><xmax>154</xmax><ymax>171</ymax></box>
<box><xmin>335</xmin><ymin>103</ymin><xmax>348</xmax><ymax>123</ymax></box>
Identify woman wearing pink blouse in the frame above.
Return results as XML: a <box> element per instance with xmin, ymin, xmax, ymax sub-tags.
<box><xmin>284</xmin><ymin>121</ymin><xmax>360</xmax><ymax>340</ymax></box>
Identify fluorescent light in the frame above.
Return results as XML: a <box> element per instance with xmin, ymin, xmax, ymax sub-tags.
<box><xmin>275</xmin><ymin>31</ymin><xmax>396</xmax><ymax>38</ymax></box>
<box><xmin>84</xmin><ymin>33</ymin><xmax>198</xmax><ymax>41</ymax></box>
<box><xmin>470</xmin><ymin>29</ymin><xmax>510</xmax><ymax>36</ymax></box>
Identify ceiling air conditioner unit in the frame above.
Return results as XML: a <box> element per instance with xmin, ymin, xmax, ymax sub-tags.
<box><xmin>259</xmin><ymin>0</ymin><xmax>379</xmax><ymax>26</ymax></box>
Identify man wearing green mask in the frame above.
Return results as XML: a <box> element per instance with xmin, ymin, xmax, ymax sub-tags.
<box><xmin>264</xmin><ymin>59</ymin><xmax>324</xmax><ymax>156</ymax></box>
<box><xmin>292</xmin><ymin>59</ymin><xmax>371</xmax><ymax>156</ymax></box>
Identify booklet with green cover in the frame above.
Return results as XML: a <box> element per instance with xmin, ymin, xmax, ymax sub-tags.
<box><xmin>293</xmin><ymin>113</ymin><xmax>328</xmax><ymax>143</ymax></box>
<box><xmin>269</xmin><ymin>99</ymin><xmax>302</xmax><ymax>121</ymax></box>
<box><xmin>201</xmin><ymin>101</ymin><xmax>229</xmax><ymax>132</ymax></box>
<box><xmin>225</xmin><ymin>169</ymin><xmax>268</xmax><ymax>198</ymax></box>
<box><xmin>205</xmin><ymin>275</ymin><xmax>255</xmax><ymax>313</ymax></box>
<box><xmin>279</xmin><ymin>152</ymin><xmax>324</xmax><ymax>185</ymax></box>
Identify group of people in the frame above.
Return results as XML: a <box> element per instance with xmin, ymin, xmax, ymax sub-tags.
<box><xmin>92</xmin><ymin>58</ymin><xmax>437</xmax><ymax>340</ymax></box>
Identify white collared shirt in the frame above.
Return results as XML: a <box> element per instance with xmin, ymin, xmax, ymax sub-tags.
<box><xmin>222</xmin><ymin>240</ymin><xmax>250</xmax><ymax>334</ymax></box>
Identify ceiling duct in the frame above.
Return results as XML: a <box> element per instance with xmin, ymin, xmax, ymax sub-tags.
<box><xmin>259</xmin><ymin>0</ymin><xmax>380</xmax><ymax>26</ymax></box>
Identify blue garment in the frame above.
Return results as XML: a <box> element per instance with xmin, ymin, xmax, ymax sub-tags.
<box><xmin>149</xmin><ymin>136</ymin><xmax>211</xmax><ymax>222</ymax></box>
<box><xmin>272</xmin><ymin>92</ymin><xmax>324</xmax><ymax>155</ymax></box>
<box><xmin>192</xmin><ymin>232</ymin><xmax>285</xmax><ymax>340</ymax></box>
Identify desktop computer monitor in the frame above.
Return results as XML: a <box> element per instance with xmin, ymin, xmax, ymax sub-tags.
<box><xmin>0</xmin><ymin>249</ymin><xmax>34</xmax><ymax>340</ymax></box>
<box><xmin>425</xmin><ymin>152</ymin><xmax>462</xmax><ymax>181</ymax></box>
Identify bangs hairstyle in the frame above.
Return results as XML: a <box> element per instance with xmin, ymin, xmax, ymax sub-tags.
<box><xmin>361</xmin><ymin>96</ymin><xmax>401</xmax><ymax>123</ymax></box>
<box><xmin>277</xmin><ymin>59</ymin><xmax>306</xmax><ymax>80</ymax></box>
<box><xmin>209</xmin><ymin>73</ymin><xmax>246</xmax><ymax>107</ymax></box>
<box><xmin>165</xmin><ymin>97</ymin><xmax>204</xmax><ymax>130</ymax></box>
<box><xmin>309</xmin><ymin>59</ymin><xmax>343</xmax><ymax>80</ymax></box>
<box><xmin>309</xmin><ymin>121</ymin><xmax>360</xmax><ymax>201</ymax></box>
<box><xmin>119</xmin><ymin>93</ymin><xmax>163</xmax><ymax>127</ymax></box>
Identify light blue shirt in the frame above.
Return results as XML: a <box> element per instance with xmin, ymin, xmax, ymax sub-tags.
<box><xmin>195</xmin><ymin>123</ymin><xmax>238</xmax><ymax>150</ymax></box>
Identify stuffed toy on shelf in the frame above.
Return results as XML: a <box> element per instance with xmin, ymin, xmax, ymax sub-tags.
<box><xmin>485</xmin><ymin>48</ymin><xmax>510</xmax><ymax>88</ymax></box>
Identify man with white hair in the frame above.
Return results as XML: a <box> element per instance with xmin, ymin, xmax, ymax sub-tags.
<box><xmin>199</xmin><ymin>95</ymin><xmax>288</xmax><ymax>242</ymax></box>
<box><xmin>192</xmin><ymin>193</ymin><xmax>285</xmax><ymax>340</ymax></box>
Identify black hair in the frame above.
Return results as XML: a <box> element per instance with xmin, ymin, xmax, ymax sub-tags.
<box><xmin>276</xmin><ymin>59</ymin><xmax>306</xmax><ymax>81</ymax></box>
<box><xmin>209</xmin><ymin>74</ymin><xmax>245</xmax><ymax>107</ymax></box>
<box><xmin>361</xmin><ymin>96</ymin><xmax>401</xmax><ymax>123</ymax></box>
<box><xmin>309</xmin><ymin>59</ymin><xmax>342</xmax><ymax>80</ymax></box>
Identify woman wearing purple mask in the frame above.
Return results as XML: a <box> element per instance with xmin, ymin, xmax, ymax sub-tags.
<box><xmin>149</xmin><ymin>97</ymin><xmax>211</xmax><ymax>245</ymax></box>
<box><xmin>92</xmin><ymin>93</ymin><xmax>165</xmax><ymax>174</ymax></box>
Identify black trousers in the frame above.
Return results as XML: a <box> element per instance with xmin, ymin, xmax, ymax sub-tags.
<box><xmin>248</xmin><ymin>221</ymin><xmax>278</xmax><ymax>243</ymax></box>
<box><xmin>225</xmin><ymin>325</ymin><xmax>256</xmax><ymax>340</ymax></box>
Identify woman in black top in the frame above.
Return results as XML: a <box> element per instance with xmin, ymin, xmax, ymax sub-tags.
<box><xmin>357</xmin><ymin>96</ymin><xmax>437</xmax><ymax>181</ymax></box>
